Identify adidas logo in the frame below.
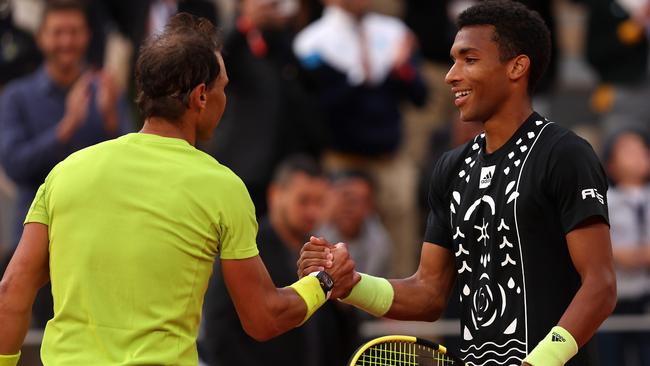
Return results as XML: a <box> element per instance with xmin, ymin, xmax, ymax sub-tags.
<box><xmin>479</xmin><ymin>166</ymin><xmax>496</xmax><ymax>189</ymax></box>
<box><xmin>551</xmin><ymin>332</ymin><xmax>566</xmax><ymax>342</ymax></box>
<box><xmin>480</xmin><ymin>171</ymin><xmax>493</xmax><ymax>185</ymax></box>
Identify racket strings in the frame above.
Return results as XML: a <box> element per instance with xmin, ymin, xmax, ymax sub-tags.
<box><xmin>354</xmin><ymin>341</ymin><xmax>457</xmax><ymax>365</ymax></box>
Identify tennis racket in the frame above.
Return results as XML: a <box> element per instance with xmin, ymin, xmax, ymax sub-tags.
<box><xmin>348</xmin><ymin>335</ymin><xmax>467</xmax><ymax>366</ymax></box>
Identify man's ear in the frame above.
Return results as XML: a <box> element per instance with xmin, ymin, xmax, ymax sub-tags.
<box><xmin>189</xmin><ymin>83</ymin><xmax>207</xmax><ymax>110</ymax></box>
<box><xmin>508</xmin><ymin>54</ymin><xmax>530</xmax><ymax>82</ymax></box>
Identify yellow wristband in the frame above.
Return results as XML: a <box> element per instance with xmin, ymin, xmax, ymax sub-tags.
<box><xmin>0</xmin><ymin>351</ymin><xmax>20</xmax><ymax>366</ymax></box>
<box><xmin>340</xmin><ymin>273</ymin><xmax>394</xmax><ymax>317</ymax></box>
<box><xmin>524</xmin><ymin>326</ymin><xmax>578</xmax><ymax>366</ymax></box>
<box><xmin>288</xmin><ymin>275</ymin><xmax>327</xmax><ymax>326</ymax></box>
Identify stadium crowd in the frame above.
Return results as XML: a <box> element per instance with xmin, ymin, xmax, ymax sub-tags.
<box><xmin>0</xmin><ymin>0</ymin><xmax>650</xmax><ymax>365</ymax></box>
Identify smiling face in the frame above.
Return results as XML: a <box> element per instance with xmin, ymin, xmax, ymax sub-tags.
<box><xmin>446</xmin><ymin>25</ymin><xmax>516</xmax><ymax>123</ymax></box>
<box><xmin>37</xmin><ymin>9</ymin><xmax>90</xmax><ymax>72</ymax></box>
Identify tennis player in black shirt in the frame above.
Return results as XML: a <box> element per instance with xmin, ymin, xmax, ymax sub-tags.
<box><xmin>297</xmin><ymin>1</ymin><xmax>616</xmax><ymax>365</ymax></box>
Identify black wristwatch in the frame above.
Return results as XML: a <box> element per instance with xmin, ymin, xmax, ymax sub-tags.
<box><xmin>309</xmin><ymin>271</ymin><xmax>334</xmax><ymax>299</ymax></box>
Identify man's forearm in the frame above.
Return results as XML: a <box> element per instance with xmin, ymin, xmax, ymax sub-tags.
<box><xmin>0</xmin><ymin>282</ymin><xmax>31</xmax><ymax>354</ymax></box>
<box><xmin>384</xmin><ymin>247</ymin><xmax>456</xmax><ymax>321</ymax></box>
<box><xmin>384</xmin><ymin>275</ymin><xmax>447</xmax><ymax>321</ymax></box>
<box><xmin>0</xmin><ymin>223</ymin><xmax>50</xmax><ymax>360</ymax></box>
<box><xmin>235</xmin><ymin>277</ymin><xmax>323</xmax><ymax>342</ymax></box>
<box><xmin>557</xmin><ymin>273</ymin><xmax>616</xmax><ymax>347</ymax></box>
<box><xmin>262</xmin><ymin>287</ymin><xmax>311</xmax><ymax>338</ymax></box>
<box><xmin>523</xmin><ymin>274</ymin><xmax>615</xmax><ymax>366</ymax></box>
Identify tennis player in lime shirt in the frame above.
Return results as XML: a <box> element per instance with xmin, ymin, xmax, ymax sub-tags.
<box><xmin>0</xmin><ymin>13</ymin><xmax>358</xmax><ymax>366</ymax></box>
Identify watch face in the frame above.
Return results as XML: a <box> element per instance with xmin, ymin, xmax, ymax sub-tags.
<box><xmin>318</xmin><ymin>271</ymin><xmax>334</xmax><ymax>292</ymax></box>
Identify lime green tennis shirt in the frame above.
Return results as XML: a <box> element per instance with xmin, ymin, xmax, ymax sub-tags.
<box><xmin>24</xmin><ymin>133</ymin><xmax>259</xmax><ymax>365</ymax></box>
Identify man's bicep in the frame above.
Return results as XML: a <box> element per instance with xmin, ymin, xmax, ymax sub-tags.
<box><xmin>387</xmin><ymin>243</ymin><xmax>456</xmax><ymax>320</ymax></box>
<box><xmin>2</xmin><ymin>223</ymin><xmax>50</xmax><ymax>296</ymax></box>
<box><xmin>547</xmin><ymin>136</ymin><xmax>609</xmax><ymax>234</ymax></box>
<box><xmin>220</xmin><ymin>256</ymin><xmax>275</xmax><ymax>319</ymax></box>
<box><xmin>419</xmin><ymin>243</ymin><xmax>457</xmax><ymax>295</ymax></box>
<box><xmin>565</xmin><ymin>218</ymin><xmax>614</xmax><ymax>278</ymax></box>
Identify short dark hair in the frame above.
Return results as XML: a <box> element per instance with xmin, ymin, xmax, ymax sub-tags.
<box><xmin>272</xmin><ymin>155</ymin><xmax>324</xmax><ymax>186</ymax></box>
<box><xmin>135</xmin><ymin>13</ymin><xmax>221</xmax><ymax>121</ymax></box>
<box><xmin>40</xmin><ymin>0</ymin><xmax>89</xmax><ymax>28</ymax></box>
<box><xmin>457</xmin><ymin>0</ymin><xmax>551</xmax><ymax>95</ymax></box>
<box><xmin>329</xmin><ymin>170</ymin><xmax>375</xmax><ymax>192</ymax></box>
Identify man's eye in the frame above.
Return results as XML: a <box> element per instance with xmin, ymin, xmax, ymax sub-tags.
<box><xmin>466</xmin><ymin>58</ymin><xmax>477</xmax><ymax>64</ymax></box>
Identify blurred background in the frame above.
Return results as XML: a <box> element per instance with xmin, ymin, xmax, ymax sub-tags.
<box><xmin>1</xmin><ymin>0</ymin><xmax>650</xmax><ymax>365</ymax></box>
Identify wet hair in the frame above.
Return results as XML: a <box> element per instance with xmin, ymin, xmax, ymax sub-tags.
<box><xmin>272</xmin><ymin>155</ymin><xmax>324</xmax><ymax>186</ymax></box>
<box><xmin>40</xmin><ymin>0</ymin><xmax>89</xmax><ymax>28</ymax></box>
<box><xmin>457</xmin><ymin>0</ymin><xmax>551</xmax><ymax>95</ymax></box>
<box><xmin>135</xmin><ymin>13</ymin><xmax>221</xmax><ymax>121</ymax></box>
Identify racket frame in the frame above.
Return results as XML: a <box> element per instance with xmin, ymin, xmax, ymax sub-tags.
<box><xmin>348</xmin><ymin>335</ymin><xmax>467</xmax><ymax>366</ymax></box>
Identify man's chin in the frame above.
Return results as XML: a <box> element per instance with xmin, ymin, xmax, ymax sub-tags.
<box><xmin>51</xmin><ymin>57</ymin><xmax>84</xmax><ymax>71</ymax></box>
<box><xmin>458</xmin><ymin>111</ymin><xmax>474</xmax><ymax>123</ymax></box>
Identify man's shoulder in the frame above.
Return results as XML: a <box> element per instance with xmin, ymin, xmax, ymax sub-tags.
<box><xmin>54</xmin><ymin>138</ymin><xmax>121</xmax><ymax>169</ymax></box>
<box><xmin>536</xmin><ymin>122</ymin><xmax>598</xmax><ymax>161</ymax></box>
<box><xmin>41</xmin><ymin>139</ymin><xmax>117</xmax><ymax>184</ymax></box>
<box><xmin>1</xmin><ymin>69</ymin><xmax>41</xmax><ymax>100</ymax></box>
<box><xmin>191</xmin><ymin>155</ymin><xmax>252</xmax><ymax>202</ymax></box>
<box><xmin>198</xmin><ymin>154</ymin><xmax>245</xmax><ymax>185</ymax></box>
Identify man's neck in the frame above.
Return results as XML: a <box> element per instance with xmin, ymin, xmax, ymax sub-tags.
<box><xmin>45</xmin><ymin>62</ymin><xmax>83</xmax><ymax>87</ymax></box>
<box><xmin>140</xmin><ymin>117</ymin><xmax>197</xmax><ymax>146</ymax></box>
<box><xmin>269</xmin><ymin>213</ymin><xmax>304</xmax><ymax>252</ymax></box>
<box><xmin>482</xmin><ymin>102</ymin><xmax>533</xmax><ymax>154</ymax></box>
<box><xmin>337</xmin><ymin>224</ymin><xmax>362</xmax><ymax>241</ymax></box>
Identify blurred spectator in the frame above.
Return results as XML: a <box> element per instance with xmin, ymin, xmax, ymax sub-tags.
<box><xmin>576</xmin><ymin>0</ymin><xmax>650</xmax><ymax>132</ymax></box>
<box><xmin>204</xmin><ymin>0</ymin><xmax>326</xmax><ymax>217</ymax></box>
<box><xmin>0</xmin><ymin>0</ymin><xmax>41</xmax><ymax>89</ymax></box>
<box><xmin>83</xmin><ymin>0</ymin><xmax>148</xmax><ymax>69</ymax></box>
<box><xmin>401</xmin><ymin>0</ymin><xmax>456</xmax><ymax>169</ymax></box>
<box><xmin>317</xmin><ymin>170</ymin><xmax>391</xmax><ymax>278</ymax></box>
<box><xmin>0</xmin><ymin>0</ymin><xmax>38</xmax><ymax>277</ymax></box>
<box><xmin>293</xmin><ymin>0</ymin><xmax>427</xmax><ymax>277</ymax></box>
<box><xmin>146</xmin><ymin>0</ymin><xmax>218</xmax><ymax>37</ymax></box>
<box><xmin>87</xmin><ymin>0</ymin><xmax>219</xmax><ymax>127</ymax></box>
<box><xmin>84</xmin><ymin>0</ymin><xmax>218</xmax><ymax>69</ymax></box>
<box><xmin>0</xmin><ymin>0</ymin><xmax>131</xmax><ymax>326</ymax></box>
<box><xmin>598</xmin><ymin>128</ymin><xmax>650</xmax><ymax>365</ymax></box>
<box><xmin>200</xmin><ymin>155</ymin><xmax>358</xmax><ymax>366</ymax></box>
<box><xmin>518</xmin><ymin>0</ymin><xmax>560</xmax><ymax>94</ymax></box>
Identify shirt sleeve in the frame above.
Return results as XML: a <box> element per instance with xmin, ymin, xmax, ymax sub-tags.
<box><xmin>218</xmin><ymin>175</ymin><xmax>260</xmax><ymax>260</ymax></box>
<box><xmin>24</xmin><ymin>182</ymin><xmax>50</xmax><ymax>226</ymax></box>
<box><xmin>423</xmin><ymin>154</ymin><xmax>454</xmax><ymax>249</ymax></box>
<box><xmin>545</xmin><ymin>134</ymin><xmax>610</xmax><ymax>234</ymax></box>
